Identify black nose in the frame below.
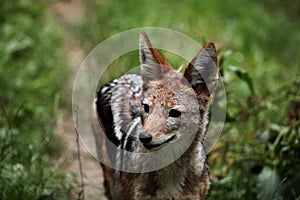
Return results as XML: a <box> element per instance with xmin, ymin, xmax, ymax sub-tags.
<box><xmin>139</xmin><ymin>132</ymin><xmax>152</xmax><ymax>144</ymax></box>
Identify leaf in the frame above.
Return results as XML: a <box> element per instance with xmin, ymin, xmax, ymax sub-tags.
<box><xmin>257</xmin><ymin>166</ymin><xmax>285</xmax><ymax>199</ymax></box>
<box><xmin>257</xmin><ymin>166</ymin><xmax>280</xmax><ymax>199</ymax></box>
<box><xmin>6</xmin><ymin>35</ymin><xmax>33</xmax><ymax>55</ymax></box>
<box><xmin>228</xmin><ymin>65</ymin><xmax>255</xmax><ymax>95</ymax></box>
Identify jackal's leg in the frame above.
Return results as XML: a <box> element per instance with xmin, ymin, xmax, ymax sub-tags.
<box><xmin>198</xmin><ymin>169</ymin><xmax>210</xmax><ymax>200</ymax></box>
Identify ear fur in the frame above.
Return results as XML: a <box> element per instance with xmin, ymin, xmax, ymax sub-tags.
<box><xmin>139</xmin><ymin>31</ymin><xmax>172</xmax><ymax>83</ymax></box>
<box><xmin>183</xmin><ymin>43</ymin><xmax>218</xmax><ymax>97</ymax></box>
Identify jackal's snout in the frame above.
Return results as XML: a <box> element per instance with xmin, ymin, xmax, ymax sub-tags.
<box><xmin>139</xmin><ymin>132</ymin><xmax>152</xmax><ymax>144</ymax></box>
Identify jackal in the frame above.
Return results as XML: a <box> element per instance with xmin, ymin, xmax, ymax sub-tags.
<box><xmin>92</xmin><ymin>31</ymin><xmax>218</xmax><ymax>200</ymax></box>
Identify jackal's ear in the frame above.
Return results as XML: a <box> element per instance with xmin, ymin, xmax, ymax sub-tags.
<box><xmin>183</xmin><ymin>43</ymin><xmax>219</xmax><ymax>97</ymax></box>
<box><xmin>139</xmin><ymin>31</ymin><xmax>172</xmax><ymax>82</ymax></box>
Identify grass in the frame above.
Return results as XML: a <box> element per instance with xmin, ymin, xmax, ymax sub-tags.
<box><xmin>1</xmin><ymin>0</ymin><xmax>299</xmax><ymax>199</ymax></box>
<box><xmin>0</xmin><ymin>0</ymin><xmax>77</xmax><ymax>199</ymax></box>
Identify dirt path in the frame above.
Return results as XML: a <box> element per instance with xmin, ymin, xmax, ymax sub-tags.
<box><xmin>47</xmin><ymin>1</ymin><xmax>107</xmax><ymax>199</ymax></box>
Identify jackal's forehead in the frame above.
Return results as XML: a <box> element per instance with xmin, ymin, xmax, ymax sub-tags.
<box><xmin>142</xmin><ymin>80</ymin><xmax>197</xmax><ymax>107</ymax></box>
<box><xmin>143</xmin><ymin>85</ymin><xmax>176</xmax><ymax>106</ymax></box>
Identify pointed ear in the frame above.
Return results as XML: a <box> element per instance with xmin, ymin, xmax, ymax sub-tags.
<box><xmin>183</xmin><ymin>43</ymin><xmax>219</xmax><ymax>97</ymax></box>
<box><xmin>139</xmin><ymin>31</ymin><xmax>172</xmax><ymax>82</ymax></box>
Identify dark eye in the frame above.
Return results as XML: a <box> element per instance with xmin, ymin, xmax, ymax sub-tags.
<box><xmin>143</xmin><ymin>103</ymin><xmax>150</xmax><ymax>113</ymax></box>
<box><xmin>169</xmin><ymin>109</ymin><xmax>181</xmax><ymax>118</ymax></box>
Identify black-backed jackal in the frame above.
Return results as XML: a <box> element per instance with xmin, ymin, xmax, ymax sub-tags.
<box><xmin>92</xmin><ymin>32</ymin><xmax>218</xmax><ymax>200</ymax></box>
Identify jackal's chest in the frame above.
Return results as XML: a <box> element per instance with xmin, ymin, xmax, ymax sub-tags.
<box><xmin>132</xmin><ymin>160</ymin><xmax>208</xmax><ymax>200</ymax></box>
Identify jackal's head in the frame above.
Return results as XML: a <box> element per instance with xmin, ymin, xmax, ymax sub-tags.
<box><xmin>138</xmin><ymin>32</ymin><xmax>218</xmax><ymax>151</ymax></box>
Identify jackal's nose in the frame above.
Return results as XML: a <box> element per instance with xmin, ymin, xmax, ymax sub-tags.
<box><xmin>139</xmin><ymin>132</ymin><xmax>152</xmax><ymax>144</ymax></box>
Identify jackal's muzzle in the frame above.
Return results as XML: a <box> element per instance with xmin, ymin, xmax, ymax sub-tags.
<box><xmin>139</xmin><ymin>132</ymin><xmax>176</xmax><ymax>150</ymax></box>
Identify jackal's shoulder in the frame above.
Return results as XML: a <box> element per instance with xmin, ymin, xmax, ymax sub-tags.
<box><xmin>95</xmin><ymin>74</ymin><xmax>143</xmax><ymax>150</ymax></box>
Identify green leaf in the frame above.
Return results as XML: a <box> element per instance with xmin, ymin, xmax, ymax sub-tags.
<box><xmin>257</xmin><ymin>166</ymin><xmax>280</xmax><ymax>199</ymax></box>
<box><xmin>228</xmin><ymin>65</ymin><xmax>255</xmax><ymax>95</ymax></box>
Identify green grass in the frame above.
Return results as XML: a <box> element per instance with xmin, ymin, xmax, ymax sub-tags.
<box><xmin>0</xmin><ymin>0</ymin><xmax>77</xmax><ymax>199</ymax></box>
<box><xmin>74</xmin><ymin>0</ymin><xmax>300</xmax><ymax>199</ymax></box>
<box><xmin>1</xmin><ymin>0</ymin><xmax>299</xmax><ymax>199</ymax></box>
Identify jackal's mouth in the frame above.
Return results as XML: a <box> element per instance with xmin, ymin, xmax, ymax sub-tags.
<box><xmin>143</xmin><ymin>134</ymin><xmax>176</xmax><ymax>150</ymax></box>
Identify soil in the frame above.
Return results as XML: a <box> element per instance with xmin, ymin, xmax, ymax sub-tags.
<box><xmin>47</xmin><ymin>1</ymin><xmax>107</xmax><ymax>199</ymax></box>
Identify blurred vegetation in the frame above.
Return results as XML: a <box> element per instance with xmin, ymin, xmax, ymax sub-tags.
<box><xmin>74</xmin><ymin>0</ymin><xmax>300</xmax><ymax>199</ymax></box>
<box><xmin>0</xmin><ymin>0</ymin><xmax>76</xmax><ymax>199</ymax></box>
<box><xmin>1</xmin><ymin>0</ymin><xmax>299</xmax><ymax>199</ymax></box>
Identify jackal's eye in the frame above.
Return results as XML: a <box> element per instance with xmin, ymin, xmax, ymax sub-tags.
<box><xmin>143</xmin><ymin>103</ymin><xmax>150</xmax><ymax>113</ymax></box>
<box><xmin>169</xmin><ymin>109</ymin><xmax>181</xmax><ymax>118</ymax></box>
